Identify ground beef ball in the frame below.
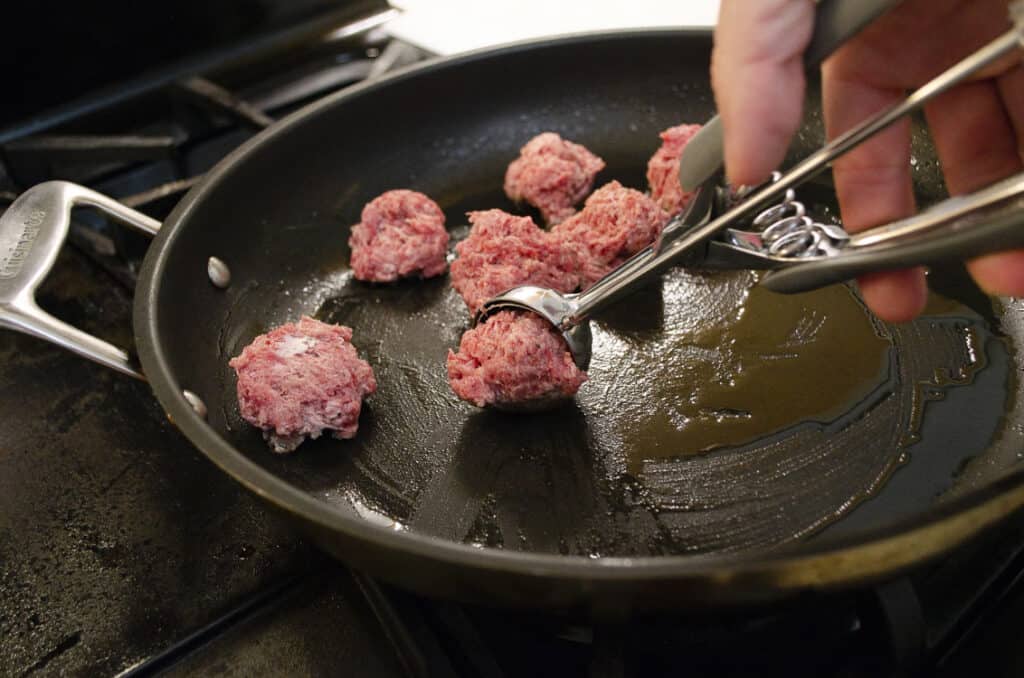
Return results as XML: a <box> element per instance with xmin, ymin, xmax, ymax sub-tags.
<box><xmin>552</xmin><ymin>181</ymin><xmax>669</xmax><ymax>288</ymax></box>
<box><xmin>447</xmin><ymin>311</ymin><xmax>587</xmax><ymax>407</ymax></box>
<box><xmin>349</xmin><ymin>189</ymin><xmax>449</xmax><ymax>282</ymax></box>
<box><xmin>449</xmin><ymin>209</ymin><xmax>581</xmax><ymax>314</ymax></box>
<box><xmin>503</xmin><ymin>132</ymin><xmax>606</xmax><ymax>225</ymax></box>
<box><xmin>230</xmin><ymin>317</ymin><xmax>377</xmax><ymax>453</ymax></box>
<box><xmin>646</xmin><ymin>123</ymin><xmax>702</xmax><ymax>215</ymax></box>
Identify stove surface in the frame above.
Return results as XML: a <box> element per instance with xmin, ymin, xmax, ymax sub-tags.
<box><xmin>3</xmin><ymin>7</ymin><xmax>1024</xmax><ymax>677</ymax></box>
<box><xmin>3</xmin><ymin>253</ymin><xmax>1024</xmax><ymax>676</ymax></box>
<box><xmin>0</xmin><ymin>248</ymin><xmax>315</xmax><ymax>676</ymax></box>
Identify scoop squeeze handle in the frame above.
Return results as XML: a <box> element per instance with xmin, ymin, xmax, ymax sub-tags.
<box><xmin>762</xmin><ymin>202</ymin><xmax>1024</xmax><ymax>294</ymax></box>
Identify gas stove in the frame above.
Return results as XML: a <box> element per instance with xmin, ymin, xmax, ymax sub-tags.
<box><xmin>2</xmin><ymin>3</ymin><xmax>1024</xmax><ymax>676</ymax></box>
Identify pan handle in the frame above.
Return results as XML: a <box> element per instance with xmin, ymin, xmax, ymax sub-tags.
<box><xmin>0</xmin><ymin>181</ymin><xmax>160</xmax><ymax>380</ymax></box>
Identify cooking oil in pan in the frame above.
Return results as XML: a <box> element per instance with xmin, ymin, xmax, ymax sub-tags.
<box><xmin>584</xmin><ymin>270</ymin><xmax>1003</xmax><ymax>465</ymax></box>
<box><xmin>625</xmin><ymin>281</ymin><xmax>890</xmax><ymax>460</ymax></box>
<box><xmin>583</xmin><ymin>270</ymin><xmax>895</xmax><ymax>467</ymax></box>
<box><xmin>817</xmin><ymin>281</ymin><xmax>1014</xmax><ymax>538</ymax></box>
<box><xmin>283</xmin><ymin>252</ymin><xmax>1010</xmax><ymax>557</ymax></box>
<box><xmin>577</xmin><ymin>268</ymin><xmax>1011</xmax><ymax>553</ymax></box>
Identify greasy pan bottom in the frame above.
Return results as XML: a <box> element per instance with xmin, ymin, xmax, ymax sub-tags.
<box><xmin>134</xmin><ymin>30</ymin><xmax>1024</xmax><ymax>612</ymax></box>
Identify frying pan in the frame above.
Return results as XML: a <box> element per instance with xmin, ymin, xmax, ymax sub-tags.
<box><xmin>5</xmin><ymin>30</ymin><xmax>1024</xmax><ymax>616</ymax></box>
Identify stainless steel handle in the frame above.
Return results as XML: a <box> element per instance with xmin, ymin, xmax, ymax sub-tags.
<box><xmin>0</xmin><ymin>181</ymin><xmax>160</xmax><ymax>379</ymax></box>
<box><xmin>761</xmin><ymin>172</ymin><xmax>1024</xmax><ymax>293</ymax></box>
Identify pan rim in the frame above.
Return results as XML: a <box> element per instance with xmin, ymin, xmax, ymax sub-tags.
<box><xmin>135</xmin><ymin>28</ymin><xmax>1024</xmax><ymax>590</ymax></box>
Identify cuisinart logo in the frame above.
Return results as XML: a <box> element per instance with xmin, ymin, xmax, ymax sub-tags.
<box><xmin>0</xmin><ymin>210</ymin><xmax>45</xmax><ymax>280</ymax></box>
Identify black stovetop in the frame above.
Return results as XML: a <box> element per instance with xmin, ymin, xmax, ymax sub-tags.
<box><xmin>3</xmin><ymin>285</ymin><xmax>1024</xmax><ymax>676</ymax></box>
<box><xmin>3</xmin><ymin>6</ymin><xmax>1024</xmax><ymax>677</ymax></box>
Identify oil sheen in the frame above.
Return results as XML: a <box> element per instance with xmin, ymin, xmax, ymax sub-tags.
<box><xmin>636</xmin><ymin>279</ymin><xmax>886</xmax><ymax>459</ymax></box>
<box><xmin>258</xmin><ymin>261</ymin><xmax>1007</xmax><ymax>557</ymax></box>
<box><xmin>583</xmin><ymin>269</ymin><xmax>893</xmax><ymax>468</ymax></box>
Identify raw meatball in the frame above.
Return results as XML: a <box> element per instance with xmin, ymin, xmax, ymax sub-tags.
<box><xmin>646</xmin><ymin>123</ymin><xmax>702</xmax><ymax>215</ymax></box>
<box><xmin>552</xmin><ymin>181</ymin><xmax>668</xmax><ymax>288</ymax></box>
<box><xmin>447</xmin><ymin>311</ymin><xmax>587</xmax><ymax>407</ymax></box>
<box><xmin>504</xmin><ymin>132</ymin><xmax>606</xmax><ymax>225</ymax></box>
<box><xmin>230</xmin><ymin>317</ymin><xmax>377</xmax><ymax>453</ymax></box>
<box><xmin>349</xmin><ymin>189</ymin><xmax>449</xmax><ymax>282</ymax></box>
<box><xmin>450</xmin><ymin>209</ymin><xmax>581</xmax><ymax>314</ymax></box>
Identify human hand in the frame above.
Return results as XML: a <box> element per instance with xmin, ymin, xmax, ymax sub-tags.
<box><xmin>711</xmin><ymin>0</ymin><xmax>1024</xmax><ymax>321</ymax></box>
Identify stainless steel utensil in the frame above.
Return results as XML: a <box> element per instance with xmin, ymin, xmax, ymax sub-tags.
<box><xmin>479</xmin><ymin>7</ymin><xmax>1024</xmax><ymax>389</ymax></box>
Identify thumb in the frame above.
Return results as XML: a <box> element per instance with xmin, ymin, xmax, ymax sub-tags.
<box><xmin>711</xmin><ymin>0</ymin><xmax>815</xmax><ymax>186</ymax></box>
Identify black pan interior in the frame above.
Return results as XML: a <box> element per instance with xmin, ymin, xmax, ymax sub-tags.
<box><xmin>144</xmin><ymin>31</ymin><xmax>1023</xmax><ymax>563</ymax></box>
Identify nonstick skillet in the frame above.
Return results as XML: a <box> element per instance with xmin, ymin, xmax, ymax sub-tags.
<box><xmin>4</xmin><ymin>30</ymin><xmax>1024</xmax><ymax>615</ymax></box>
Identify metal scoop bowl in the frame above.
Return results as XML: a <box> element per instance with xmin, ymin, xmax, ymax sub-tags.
<box><xmin>475</xmin><ymin>13</ymin><xmax>1024</xmax><ymax>410</ymax></box>
<box><xmin>476</xmin><ymin>285</ymin><xmax>593</xmax><ymax>371</ymax></box>
<box><xmin>475</xmin><ymin>179</ymin><xmax>717</xmax><ymax>381</ymax></box>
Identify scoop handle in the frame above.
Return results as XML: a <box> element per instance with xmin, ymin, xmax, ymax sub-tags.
<box><xmin>677</xmin><ymin>0</ymin><xmax>903</xmax><ymax>191</ymax></box>
<box><xmin>761</xmin><ymin>199</ymin><xmax>1024</xmax><ymax>294</ymax></box>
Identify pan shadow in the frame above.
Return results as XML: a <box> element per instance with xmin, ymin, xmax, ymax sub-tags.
<box><xmin>590</xmin><ymin>278</ymin><xmax>665</xmax><ymax>342</ymax></box>
<box><xmin>222</xmin><ymin>408</ymin><xmax>372</xmax><ymax>496</ymax></box>
<box><xmin>319</xmin><ymin>273</ymin><xmax>452</xmax><ymax>318</ymax></box>
<box><xmin>407</xmin><ymin>403</ymin><xmax>599</xmax><ymax>554</ymax></box>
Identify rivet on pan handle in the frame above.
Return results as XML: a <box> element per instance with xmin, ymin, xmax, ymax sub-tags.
<box><xmin>0</xmin><ymin>181</ymin><xmax>160</xmax><ymax>379</ymax></box>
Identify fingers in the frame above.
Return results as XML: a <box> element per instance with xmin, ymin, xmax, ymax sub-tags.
<box><xmin>856</xmin><ymin>269</ymin><xmax>930</xmax><ymax>324</ymax></box>
<box><xmin>970</xmin><ymin>66</ymin><xmax>1024</xmax><ymax>297</ymax></box>
<box><xmin>823</xmin><ymin>65</ymin><xmax>927</xmax><ymax>322</ymax></box>
<box><xmin>822</xmin><ymin>72</ymin><xmax>916</xmax><ymax>230</ymax></box>
<box><xmin>829</xmin><ymin>0</ymin><xmax>1016</xmax><ymax>86</ymax></box>
<box><xmin>966</xmin><ymin>252</ymin><xmax>1024</xmax><ymax>297</ymax></box>
<box><xmin>711</xmin><ymin>0</ymin><xmax>815</xmax><ymax>186</ymax></box>
<box><xmin>996</xmin><ymin>65</ymin><xmax>1024</xmax><ymax>161</ymax></box>
<box><xmin>923</xmin><ymin>80</ymin><xmax>1021</xmax><ymax>195</ymax></box>
<box><xmin>925</xmin><ymin>76</ymin><xmax>1024</xmax><ymax>297</ymax></box>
